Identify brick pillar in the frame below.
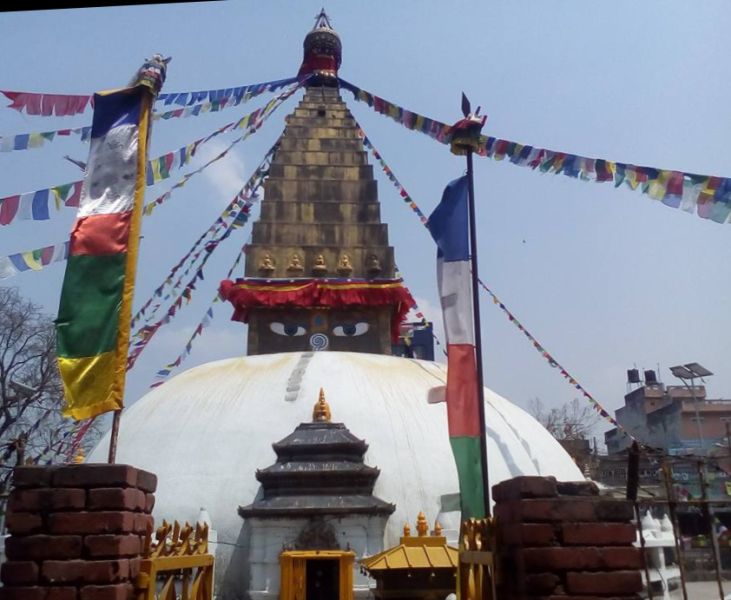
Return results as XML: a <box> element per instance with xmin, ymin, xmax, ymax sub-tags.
<box><xmin>0</xmin><ymin>464</ymin><xmax>156</xmax><ymax>600</ymax></box>
<box><xmin>493</xmin><ymin>476</ymin><xmax>643</xmax><ymax>600</ymax></box>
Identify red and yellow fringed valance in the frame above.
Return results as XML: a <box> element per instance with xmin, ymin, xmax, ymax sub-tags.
<box><xmin>219</xmin><ymin>278</ymin><xmax>415</xmax><ymax>341</ymax></box>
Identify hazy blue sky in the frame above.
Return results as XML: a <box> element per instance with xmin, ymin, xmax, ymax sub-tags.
<box><xmin>2</xmin><ymin>2</ymin><xmax>730</xmax><ymax>443</ymax></box>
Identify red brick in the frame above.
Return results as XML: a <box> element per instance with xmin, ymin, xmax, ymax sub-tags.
<box><xmin>134</xmin><ymin>470</ymin><xmax>157</xmax><ymax>493</ymax></box>
<box><xmin>6</xmin><ymin>535</ymin><xmax>82</xmax><ymax>560</ymax></box>
<box><xmin>128</xmin><ymin>558</ymin><xmax>140</xmax><ymax>579</ymax></box>
<box><xmin>599</xmin><ymin>547</ymin><xmax>644</xmax><ymax>570</ymax></box>
<box><xmin>594</xmin><ymin>500</ymin><xmax>634</xmax><ymax>522</ymax></box>
<box><xmin>88</xmin><ymin>489</ymin><xmax>145</xmax><ymax>512</ymax></box>
<box><xmin>47</xmin><ymin>588</ymin><xmax>78</xmax><ymax>600</ymax></box>
<box><xmin>53</xmin><ymin>465</ymin><xmax>138</xmax><ymax>489</ymax></box>
<box><xmin>42</xmin><ymin>559</ymin><xmax>130</xmax><ymax>584</ymax></box>
<box><xmin>1</xmin><ymin>561</ymin><xmax>39</xmax><ymax>585</ymax></box>
<box><xmin>12</xmin><ymin>466</ymin><xmax>56</xmax><ymax>488</ymax></box>
<box><xmin>557</xmin><ymin>480</ymin><xmax>600</xmax><ymax>496</ymax></box>
<box><xmin>524</xmin><ymin>547</ymin><xmax>603</xmax><ymax>571</ymax></box>
<box><xmin>562</xmin><ymin>523</ymin><xmax>637</xmax><ymax>546</ymax></box>
<box><xmin>500</xmin><ymin>522</ymin><xmax>556</xmax><ymax>547</ymax></box>
<box><xmin>524</xmin><ymin>572</ymin><xmax>560</xmax><ymax>593</ymax></box>
<box><xmin>492</xmin><ymin>476</ymin><xmax>558</xmax><ymax>502</ymax></box>
<box><xmin>495</xmin><ymin>498</ymin><xmax>598</xmax><ymax>523</ymax></box>
<box><xmin>566</xmin><ymin>571</ymin><xmax>643</xmax><ymax>595</ymax></box>
<box><xmin>144</xmin><ymin>493</ymin><xmax>155</xmax><ymax>513</ymax></box>
<box><xmin>10</xmin><ymin>488</ymin><xmax>86</xmax><ymax>512</ymax></box>
<box><xmin>48</xmin><ymin>512</ymin><xmax>136</xmax><ymax>535</ymax></box>
<box><xmin>5</xmin><ymin>511</ymin><xmax>43</xmax><ymax>534</ymax></box>
<box><xmin>0</xmin><ymin>586</ymin><xmax>47</xmax><ymax>600</ymax></box>
<box><xmin>133</xmin><ymin>514</ymin><xmax>153</xmax><ymax>535</ymax></box>
<box><xmin>85</xmin><ymin>535</ymin><xmax>142</xmax><ymax>558</ymax></box>
<box><xmin>80</xmin><ymin>583</ymin><xmax>135</xmax><ymax>600</ymax></box>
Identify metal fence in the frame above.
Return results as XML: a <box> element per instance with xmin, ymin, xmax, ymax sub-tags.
<box><xmin>627</xmin><ymin>445</ymin><xmax>731</xmax><ymax>600</ymax></box>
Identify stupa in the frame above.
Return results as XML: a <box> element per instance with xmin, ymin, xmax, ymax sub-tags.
<box><xmin>89</xmin><ymin>11</ymin><xmax>582</xmax><ymax>600</ymax></box>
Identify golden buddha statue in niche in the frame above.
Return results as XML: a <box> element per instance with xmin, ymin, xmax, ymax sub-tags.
<box><xmin>312</xmin><ymin>253</ymin><xmax>328</xmax><ymax>276</ymax></box>
<box><xmin>366</xmin><ymin>254</ymin><xmax>381</xmax><ymax>276</ymax></box>
<box><xmin>287</xmin><ymin>252</ymin><xmax>304</xmax><ymax>274</ymax></box>
<box><xmin>258</xmin><ymin>252</ymin><xmax>275</xmax><ymax>275</ymax></box>
<box><xmin>337</xmin><ymin>253</ymin><xmax>353</xmax><ymax>276</ymax></box>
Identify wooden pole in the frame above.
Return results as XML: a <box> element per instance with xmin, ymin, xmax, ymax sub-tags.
<box><xmin>107</xmin><ymin>410</ymin><xmax>121</xmax><ymax>464</ymax></box>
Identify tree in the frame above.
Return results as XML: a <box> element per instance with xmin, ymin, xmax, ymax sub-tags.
<box><xmin>0</xmin><ymin>287</ymin><xmax>98</xmax><ymax>486</ymax></box>
<box><xmin>529</xmin><ymin>397</ymin><xmax>600</xmax><ymax>441</ymax></box>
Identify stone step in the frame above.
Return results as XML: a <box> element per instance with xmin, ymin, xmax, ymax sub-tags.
<box><xmin>302</xmin><ymin>89</ymin><xmax>343</xmax><ymax>101</ymax></box>
<box><xmin>292</xmin><ymin>107</ymin><xmax>351</xmax><ymax>119</ymax></box>
<box><xmin>283</xmin><ymin>126</ymin><xmax>361</xmax><ymax>139</ymax></box>
<box><xmin>268</xmin><ymin>164</ymin><xmax>373</xmax><ymax>181</ymax></box>
<box><xmin>263</xmin><ymin>178</ymin><xmax>377</xmax><ymax>203</ymax></box>
<box><xmin>278</xmin><ymin>137</ymin><xmax>363</xmax><ymax>152</ymax></box>
<box><xmin>272</xmin><ymin>150</ymin><xmax>368</xmax><ymax>166</ymax></box>
<box><xmin>285</xmin><ymin>115</ymin><xmax>357</xmax><ymax>128</ymax></box>
<box><xmin>252</xmin><ymin>222</ymin><xmax>389</xmax><ymax>246</ymax></box>
<box><xmin>244</xmin><ymin>245</ymin><xmax>395</xmax><ymax>279</ymax></box>
<box><xmin>259</xmin><ymin>200</ymin><xmax>381</xmax><ymax>223</ymax></box>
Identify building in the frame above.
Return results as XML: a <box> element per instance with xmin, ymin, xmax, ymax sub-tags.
<box><xmin>605</xmin><ymin>376</ymin><xmax>731</xmax><ymax>456</ymax></box>
<box><xmin>602</xmin><ymin>370</ymin><xmax>731</xmax><ymax>503</ymax></box>
<box><xmin>88</xmin><ymin>12</ymin><xmax>582</xmax><ymax>600</ymax></box>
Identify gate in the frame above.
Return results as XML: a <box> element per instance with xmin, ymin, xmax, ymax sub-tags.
<box><xmin>136</xmin><ymin>520</ymin><xmax>215</xmax><ymax>600</ymax></box>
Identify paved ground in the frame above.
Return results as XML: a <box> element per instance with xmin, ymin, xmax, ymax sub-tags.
<box><xmin>667</xmin><ymin>580</ymin><xmax>729</xmax><ymax>599</ymax></box>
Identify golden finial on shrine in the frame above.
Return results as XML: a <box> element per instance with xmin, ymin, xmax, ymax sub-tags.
<box><xmin>416</xmin><ymin>511</ymin><xmax>428</xmax><ymax>537</ymax></box>
<box><xmin>313</xmin><ymin>388</ymin><xmax>332</xmax><ymax>422</ymax></box>
<box><xmin>433</xmin><ymin>520</ymin><xmax>443</xmax><ymax>537</ymax></box>
<box><xmin>403</xmin><ymin>523</ymin><xmax>411</xmax><ymax>537</ymax></box>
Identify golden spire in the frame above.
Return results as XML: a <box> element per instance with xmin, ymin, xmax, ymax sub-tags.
<box><xmin>416</xmin><ymin>511</ymin><xmax>428</xmax><ymax>537</ymax></box>
<box><xmin>403</xmin><ymin>522</ymin><xmax>411</xmax><ymax>537</ymax></box>
<box><xmin>312</xmin><ymin>388</ymin><xmax>332</xmax><ymax>422</ymax></box>
<box><xmin>433</xmin><ymin>520</ymin><xmax>442</xmax><ymax>537</ymax></box>
<box><xmin>73</xmin><ymin>448</ymin><xmax>85</xmax><ymax>464</ymax></box>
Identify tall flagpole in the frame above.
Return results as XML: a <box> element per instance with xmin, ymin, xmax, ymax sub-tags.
<box><xmin>451</xmin><ymin>93</ymin><xmax>491</xmax><ymax>516</ymax></box>
<box><xmin>465</xmin><ymin>149</ymin><xmax>490</xmax><ymax>516</ymax></box>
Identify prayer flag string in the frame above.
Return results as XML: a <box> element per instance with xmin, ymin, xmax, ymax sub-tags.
<box><xmin>126</xmin><ymin>157</ymin><xmax>269</xmax><ymax>371</ymax></box>
<box><xmin>356</xmin><ymin>121</ymin><xmax>637</xmax><ymax>441</ymax></box>
<box><xmin>341</xmin><ymin>78</ymin><xmax>731</xmax><ymax>225</ymax></box>
<box><xmin>0</xmin><ymin>76</ymin><xmax>297</xmax><ymax>117</ymax></box>
<box><xmin>148</xmin><ymin>244</ymin><xmax>248</xmax><ymax>389</ymax></box>
<box><xmin>131</xmin><ymin>143</ymin><xmax>277</xmax><ymax>330</ymax></box>
<box><xmin>0</xmin><ymin>241</ymin><xmax>68</xmax><ymax>280</ymax></box>
<box><xmin>0</xmin><ymin>78</ymin><xmax>294</xmax><ymax>154</ymax></box>
<box><xmin>0</xmin><ymin>82</ymin><xmax>301</xmax><ymax>227</ymax></box>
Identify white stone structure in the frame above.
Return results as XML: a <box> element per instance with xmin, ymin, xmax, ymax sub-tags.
<box><xmin>88</xmin><ymin>351</ymin><xmax>582</xmax><ymax>598</ymax></box>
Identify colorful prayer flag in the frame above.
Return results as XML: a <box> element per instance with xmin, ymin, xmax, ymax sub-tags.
<box><xmin>427</xmin><ymin>175</ymin><xmax>485</xmax><ymax>519</ymax></box>
<box><xmin>55</xmin><ymin>84</ymin><xmax>154</xmax><ymax>420</ymax></box>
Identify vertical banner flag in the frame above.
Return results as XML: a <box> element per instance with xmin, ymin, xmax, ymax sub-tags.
<box><xmin>427</xmin><ymin>175</ymin><xmax>485</xmax><ymax>519</ymax></box>
<box><xmin>55</xmin><ymin>84</ymin><xmax>155</xmax><ymax>420</ymax></box>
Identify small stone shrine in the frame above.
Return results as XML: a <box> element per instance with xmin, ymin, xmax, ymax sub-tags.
<box><xmin>238</xmin><ymin>389</ymin><xmax>395</xmax><ymax>600</ymax></box>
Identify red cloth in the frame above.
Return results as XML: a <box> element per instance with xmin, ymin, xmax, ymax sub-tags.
<box><xmin>297</xmin><ymin>54</ymin><xmax>339</xmax><ymax>78</ymax></box>
<box><xmin>220</xmin><ymin>278</ymin><xmax>415</xmax><ymax>342</ymax></box>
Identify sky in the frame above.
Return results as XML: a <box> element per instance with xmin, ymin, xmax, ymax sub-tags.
<box><xmin>1</xmin><ymin>1</ymin><xmax>731</xmax><ymax>446</ymax></box>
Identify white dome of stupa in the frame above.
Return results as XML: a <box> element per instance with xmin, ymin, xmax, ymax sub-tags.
<box><xmin>88</xmin><ymin>351</ymin><xmax>581</xmax><ymax>583</ymax></box>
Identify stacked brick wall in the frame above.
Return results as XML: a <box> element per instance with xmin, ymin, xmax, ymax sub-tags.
<box><xmin>493</xmin><ymin>476</ymin><xmax>643</xmax><ymax>600</ymax></box>
<box><xmin>1</xmin><ymin>464</ymin><xmax>156</xmax><ymax>600</ymax></box>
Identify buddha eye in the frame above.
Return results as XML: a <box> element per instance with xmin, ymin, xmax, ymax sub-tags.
<box><xmin>270</xmin><ymin>322</ymin><xmax>306</xmax><ymax>336</ymax></box>
<box><xmin>332</xmin><ymin>322</ymin><xmax>369</xmax><ymax>337</ymax></box>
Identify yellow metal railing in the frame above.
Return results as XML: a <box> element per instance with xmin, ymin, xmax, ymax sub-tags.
<box><xmin>136</xmin><ymin>520</ymin><xmax>214</xmax><ymax>600</ymax></box>
<box><xmin>459</xmin><ymin>518</ymin><xmax>497</xmax><ymax>600</ymax></box>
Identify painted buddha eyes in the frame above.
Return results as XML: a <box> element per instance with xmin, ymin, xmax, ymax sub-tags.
<box><xmin>270</xmin><ymin>322</ymin><xmax>306</xmax><ymax>337</ymax></box>
<box><xmin>270</xmin><ymin>321</ymin><xmax>370</xmax><ymax>337</ymax></box>
<box><xmin>333</xmin><ymin>322</ymin><xmax>369</xmax><ymax>337</ymax></box>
